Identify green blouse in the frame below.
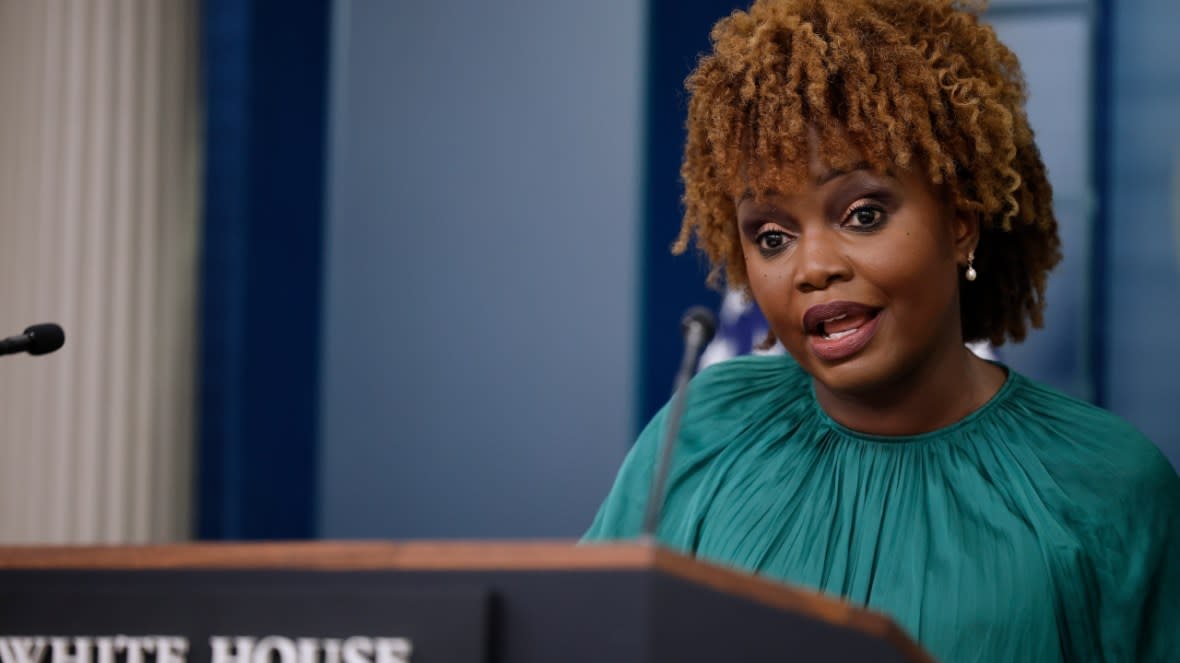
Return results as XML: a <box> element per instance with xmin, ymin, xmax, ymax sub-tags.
<box><xmin>585</xmin><ymin>355</ymin><xmax>1180</xmax><ymax>662</ymax></box>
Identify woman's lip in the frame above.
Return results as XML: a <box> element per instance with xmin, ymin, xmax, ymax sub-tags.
<box><xmin>807</xmin><ymin>310</ymin><xmax>882</xmax><ymax>362</ymax></box>
<box><xmin>802</xmin><ymin>301</ymin><xmax>882</xmax><ymax>334</ymax></box>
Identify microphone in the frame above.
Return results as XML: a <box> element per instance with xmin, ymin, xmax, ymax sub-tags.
<box><xmin>642</xmin><ymin>306</ymin><xmax>717</xmax><ymax>539</ymax></box>
<box><xmin>0</xmin><ymin>323</ymin><xmax>66</xmax><ymax>358</ymax></box>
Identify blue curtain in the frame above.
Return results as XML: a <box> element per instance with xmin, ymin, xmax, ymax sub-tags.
<box><xmin>197</xmin><ymin>0</ymin><xmax>332</xmax><ymax>539</ymax></box>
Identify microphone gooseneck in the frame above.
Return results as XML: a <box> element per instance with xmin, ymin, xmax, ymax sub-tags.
<box><xmin>642</xmin><ymin>306</ymin><xmax>717</xmax><ymax>539</ymax></box>
<box><xmin>0</xmin><ymin>323</ymin><xmax>66</xmax><ymax>358</ymax></box>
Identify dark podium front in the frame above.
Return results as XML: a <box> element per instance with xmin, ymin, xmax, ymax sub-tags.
<box><xmin>0</xmin><ymin>542</ymin><xmax>933</xmax><ymax>663</ymax></box>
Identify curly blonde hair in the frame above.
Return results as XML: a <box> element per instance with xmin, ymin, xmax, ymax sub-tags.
<box><xmin>674</xmin><ymin>0</ymin><xmax>1061</xmax><ymax>344</ymax></box>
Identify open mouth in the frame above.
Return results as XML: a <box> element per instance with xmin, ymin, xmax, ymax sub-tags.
<box><xmin>803</xmin><ymin>301</ymin><xmax>883</xmax><ymax>362</ymax></box>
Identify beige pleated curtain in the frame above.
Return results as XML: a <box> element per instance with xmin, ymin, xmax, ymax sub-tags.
<box><xmin>0</xmin><ymin>0</ymin><xmax>201</xmax><ymax>543</ymax></box>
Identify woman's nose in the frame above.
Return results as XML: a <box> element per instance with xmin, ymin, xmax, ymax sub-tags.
<box><xmin>793</xmin><ymin>229</ymin><xmax>853</xmax><ymax>292</ymax></box>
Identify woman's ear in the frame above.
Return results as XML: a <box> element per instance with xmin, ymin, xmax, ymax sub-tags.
<box><xmin>952</xmin><ymin>212</ymin><xmax>980</xmax><ymax>262</ymax></box>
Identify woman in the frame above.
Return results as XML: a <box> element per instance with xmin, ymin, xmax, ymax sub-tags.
<box><xmin>584</xmin><ymin>1</ymin><xmax>1180</xmax><ymax>660</ymax></box>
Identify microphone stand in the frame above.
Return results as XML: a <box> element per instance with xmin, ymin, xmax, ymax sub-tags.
<box><xmin>641</xmin><ymin>309</ymin><xmax>715</xmax><ymax>540</ymax></box>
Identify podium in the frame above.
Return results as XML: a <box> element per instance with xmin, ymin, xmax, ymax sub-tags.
<box><xmin>0</xmin><ymin>541</ymin><xmax>933</xmax><ymax>663</ymax></box>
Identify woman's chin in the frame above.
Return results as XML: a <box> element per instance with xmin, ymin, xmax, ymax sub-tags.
<box><xmin>798</xmin><ymin>346</ymin><xmax>905</xmax><ymax>398</ymax></box>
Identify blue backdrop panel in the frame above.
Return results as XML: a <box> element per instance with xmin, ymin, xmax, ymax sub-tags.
<box><xmin>1106</xmin><ymin>0</ymin><xmax>1180</xmax><ymax>465</ymax></box>
<box><xmin>316</xmin><ymin>0</ymin><xmax>642</xmax><ymax>539</ymax></box>
<box><xmin>198</xmin><ymin>0</ymin><xmax>331</xmax><ymax>539</ymax></box>
<box><xmin>986</xmin><ymin>6</ymin><xmax>1095</xmax><ymax>400</ymax></box>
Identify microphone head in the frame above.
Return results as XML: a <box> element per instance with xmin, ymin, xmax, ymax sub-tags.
<box><xmin>22</xmin><ymin>323</ymin><xmax>65</xmax><ymax>356</ymax></box>
<box><xmin>680</xmin><ymin>306</ymin><xmax>717</xmax><ymax>346</ymax></box>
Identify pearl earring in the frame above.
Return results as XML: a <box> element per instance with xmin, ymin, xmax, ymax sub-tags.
<box><xmin>965</xmin><ymin>251</ymin><xmax>977</xmax><ymax>282</ymax></box>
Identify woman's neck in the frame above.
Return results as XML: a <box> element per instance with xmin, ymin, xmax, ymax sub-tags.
<box><xmin>812</xmin><ymin>338</ymin><xmax>1007</xmax><ymax>437</ymax></box>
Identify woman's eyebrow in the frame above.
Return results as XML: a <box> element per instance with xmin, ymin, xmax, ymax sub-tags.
<box><xmin>813</xmin><ymin>162</ymin><xmax>873</xmax><ymax>186</ymax></box>
<box><xmin>736</xmin><ymin>164</ymin><xmax>888</xmax><ymax>204</ymax></box>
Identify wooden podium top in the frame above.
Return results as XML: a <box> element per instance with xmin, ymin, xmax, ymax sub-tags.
<box><xmin>0</xmin><ymin>540</ymin><xmax>934</xmax><ymax>663</ymax></box>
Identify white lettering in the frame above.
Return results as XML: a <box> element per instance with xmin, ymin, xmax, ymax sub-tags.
<box><xmin>210</xmin><ymin>637</ymin><xmax>254</xmax><ymax>663</ymax></box>
<box><xmin>320</xmin><ymin>640</ymin><xmax>340</xmax><ymax>663</ymax></box>
<box><xmin>340</xmin><ymin>638</ymin><xmax>372</xmax><ymax>663</ymax></box>
<box><xmin>372</xmin><ymin>640</ymin><xmax>410</xmax><ymax>663</ymax></box>
<box><xmin>50</xmin><ymin>639</ymin><xmax>90</xmax><ymax>663</ymax></box>
<box><xmin>153</xmin><ymin>638</ymin><xmax>186</xmax><ymax>663</ymax></box>
<box><xmin>250</xmin><ymin>638</ymin><xmax>295</xmax><ymax>663</ymax></box>
<box><xmin>294</xmin><ymin>640</ymin><xmax>317</xmax><ymax>663</ymax></box>
<box><xmin>3</xmin><ymin>636</ymin><xmax>409</xmax><ymax>663</ymax></box>
<box><xmin>92</xmin><ymin>638</ymin><xmax>116</xmax><ymax>663</ymax></box>
<box><xmin>115</xmin><ymin>637</ymin><xmax>154</xmax><ymax>663</ymax></box>
<box><xmin>0</xmin><ymin>639</ymin><xmax>49</xmax><ymax>663</ymax></box>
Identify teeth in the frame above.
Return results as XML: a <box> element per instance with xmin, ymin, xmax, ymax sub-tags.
<box><xmin>824</xmin><ymin>327</ymin><xmax>860</xmax><ymax>340</ymax></box>
<box><xmin>817</xmin><ymin>314</ymin><xmax>849</xmax><ymax>338</ymax></box>
<box><xmin>816</xmin><ymin>313</ymin><xmax>844</xmax><ymax>335</ymax></box>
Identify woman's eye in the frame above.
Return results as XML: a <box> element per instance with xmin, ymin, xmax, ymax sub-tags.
<box><xmin>756</xmin><ymin>231</ymin><xmax>789</xmax><ymax>252</ymax></box>
<box><xmin>846</xmin><ymin>204</ymin><xmax>885</xmax><ymax>229</ymax></box>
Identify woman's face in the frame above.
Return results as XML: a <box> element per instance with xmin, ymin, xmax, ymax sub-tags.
<box><xmin>736</xmin><ymin>153</ymin><xmax>973</xmax><ymax>396</ymax></box>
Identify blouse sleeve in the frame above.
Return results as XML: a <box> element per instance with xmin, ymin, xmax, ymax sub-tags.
<box><xmin>1086</xmin><ymin>440</ymin><xmax>1180</xmax><ymax>662</ymax></box>
<box><xmin>1127</xmin><ymin>457</ymin><xmax>1180</xmax><ymax>662</ymax></box>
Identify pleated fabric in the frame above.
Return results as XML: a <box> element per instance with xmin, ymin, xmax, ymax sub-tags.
<box><xmin>585</xmin><ymin>355</ymin><xmax>1180</xmax><ymax>662</ymax></box>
